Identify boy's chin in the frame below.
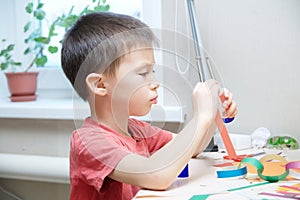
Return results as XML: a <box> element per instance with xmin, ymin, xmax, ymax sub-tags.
<box><xmin>131</xmin><ymin>110</ymin><xmax>151</xmax><ymax>117</ymax></box>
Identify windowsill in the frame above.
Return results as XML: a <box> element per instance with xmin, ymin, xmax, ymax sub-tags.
<box><xmin>0</xmin><ymin>153</ymin><xmax>69</xmax><ymax>184</ymax></box>
<box><xmin>0</xmin><ymin>96</ymin><xmax>185</xmax><ymax>123</ymax></box>
<box><xmin>0</xmin><ymin>134</ymin><xmax>262</xmax><ymax>184</ymax></box>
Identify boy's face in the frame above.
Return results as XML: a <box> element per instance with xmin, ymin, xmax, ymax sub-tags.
<box><xmin>108</xmin><ymin>48</ymin><xmax>159</xmax><ymax>117</ymax></box>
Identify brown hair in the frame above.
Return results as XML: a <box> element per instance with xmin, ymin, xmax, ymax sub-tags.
<box><xmin>61</xmin><ymin>12</ymin><xmax>159</xmax><ymax>100</ymax></box>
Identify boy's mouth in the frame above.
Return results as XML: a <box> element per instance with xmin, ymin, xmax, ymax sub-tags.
<box><xmin>150</xmin><ymin>96</ymin><xmax>158</xmax><ymax>104</ymax></box>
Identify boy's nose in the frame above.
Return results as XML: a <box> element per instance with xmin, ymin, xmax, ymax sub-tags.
<box><xmin>149</xmin><ymin>73</ymin><xmax>159</xmax><ymax>90</ymax></box>
<box><xmin>150</xmin><ymin>81</ymin><xmax>160</xmax><ymax>90</ymax></box>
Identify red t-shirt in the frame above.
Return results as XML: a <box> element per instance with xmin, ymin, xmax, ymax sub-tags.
<box><xmin>69</xmin><ymin>117</ymin><xmax>172</xmax><ymax>200</ymax></box>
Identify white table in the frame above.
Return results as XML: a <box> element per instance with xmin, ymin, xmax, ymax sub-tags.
<box><xmin>134</xmin><ymin>149</ymin><xmax>300</xmax><ymax>200</ymax></box>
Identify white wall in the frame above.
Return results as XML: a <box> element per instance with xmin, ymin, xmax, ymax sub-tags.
<box><xmin>0</xmin><ymin>119</ymin><xmax>73</xmax><ymax>200</ymax></box>
<box><xmin>1</xmin><ymin>0</ymin><xmax>300</xmax><ymax>199</ymax></box>
<box><xmin>161</xmin><ymin>0</ymin><xmax>300</xmax><ymax>143</ymax></box>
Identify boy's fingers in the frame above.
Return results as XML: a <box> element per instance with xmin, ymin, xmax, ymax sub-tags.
<box><xmin>224</xmin><ymin>100</ymin><xmax>238</xmax><ymax>118</ymax></box>
<box><xmin>222</xmin><ymin>88</ymin><xmax>233</xmax><ymax>109</ymax></box>
<box><xmin>205</xmin><ymin>79</ymin><xmax>221</xmax><ymax>97</ymax></box>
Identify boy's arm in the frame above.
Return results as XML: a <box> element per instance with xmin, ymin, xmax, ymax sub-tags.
<box><xmin>192</xmin><ymin>88</ymin><xmax>238</xmax><ymax>157</ymax></box>
<box><xmin>109</xmin><ymin>81</ymin><xmax>219</xmax><ymax>190</ymax></box>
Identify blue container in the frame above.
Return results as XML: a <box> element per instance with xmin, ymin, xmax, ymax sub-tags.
<box><xmin>223</xmin><ymin>117</ymin><xmax>234</xmax><ymax>123</ymax></box>
<box><xmin>178</xmin><ymin>163</ymin><xmax>189</xmax><ymax>178</ymax></box>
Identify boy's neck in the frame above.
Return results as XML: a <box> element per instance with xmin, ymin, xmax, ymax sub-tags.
<box><xmin>89</xmin><ymin>97</ymin><xmax>132</xmax><ymax>137</ymax></box>
<box><xmin>90</xmin><ymin>114</ymin><xmax>132</xmax><ymax>138</ymax></box>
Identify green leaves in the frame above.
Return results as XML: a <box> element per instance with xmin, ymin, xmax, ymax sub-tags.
<box><xmin>37</xmin><ymin>2</ymin><xmax>44</xmax><ymax>9</ymax></box>
<box><xmin>23</xmin><ymin>1</ymin><xmax>50</xmax><ymax>70</ymax></box>
<box><xmin>35</xmin><ymin>55</ymin><xmax>47</xmax><ymax>66</ymax></box>
<box><xmin>0</xmin><ymin>63</ymin><xmax>9</xmax><ymax>70</ymax></box>
<box><xmin>21</xmin><ymin>0</ymin><xmax>111</xmax><ymax>71</ymax></box>
<box><xmin>56</xmin><ymin>12</ymin><xmax>79</xmax><ymax>31</ymax></box>
<box><xmin>0</xmin><ymin>44</ymin><xmax>14</xmax><ymax>56</ymax></box>
<box><xmin>48</xmin><ymin>46</ymin><xmax>58</xmax><ymax>54</ymax></box>
<box><xmin>34</xmin><ymin>9</ymin><xmax>46</xmax><ymax>20</ymax></box>
<box><xmin>94</xmin><ymin>0</ymin><xmax>110</xmax><ymax>12</ymax></box>
<box><xmin>6</xmin><ymin>44</ymin><xmax>14</xmax><ymax>51</ymax></box>
<box><xmin>28</xmin><ymin>2</ymin><xmax>45</xmax><ymax>20</ymax></box>
<box><xmin>34</xmin><ymin>37</ymin><xmax>49</xmax><ymax>44</ymax></box>
<box><xmin>0</xmin><ymin>39</ymin><xmax>22</xmax><ymax>70</ymax></box>
<box><xmin>24</xmin><ymin>22</ymin><xmax>31</xmax><ymax>33</ymax></box>
<box><xmin>25</xmin><ymin>2</ymin><xmax>33</xmax><ymax>14</ymax></box>
<box><xmin>56</xmin><ymin>0</ymin><xmax>110</xmax><ymax>32</ymax></box>
<box><xmin>48</xmin><ymin>23</ymin><xmax>58</xmax><ymax>37</ymax></box>
<box><xmin>24</xmin><ymin>47</ymin><xmax>31</xmax><ymax>55</ymax></box>
<box><xmin>11</xmin><ymin>62</ymin><xmax>22</xmax><ymax>66</ymax></box>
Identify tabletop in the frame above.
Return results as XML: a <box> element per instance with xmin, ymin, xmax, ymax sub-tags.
<box><xmin>133</xmin><ymin>148</ymin><xmax>300</xmax><ymax>200</ymax></box>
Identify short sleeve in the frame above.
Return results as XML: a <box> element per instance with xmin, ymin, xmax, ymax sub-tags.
<box><xmin>72</xmin><ymin>129</ymin><xmax>131</xmax><ymax>190</ymax></box>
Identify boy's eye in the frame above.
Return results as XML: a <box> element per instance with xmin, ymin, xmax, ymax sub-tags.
<box><xmin>138</xmin><ymin>70</ymin><xmax>155</xmax><ymax>77</ymax></box>
<box><xmin>138</xmin><ymin>71</ymin><xmax>149</xmax><ymax>76</ymax></box>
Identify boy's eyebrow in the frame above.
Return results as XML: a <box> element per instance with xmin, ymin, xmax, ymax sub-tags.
<box><xmin>135</xmin><ymin>62</ymin><xmax>155</xmax><ymax>69</ymax></box>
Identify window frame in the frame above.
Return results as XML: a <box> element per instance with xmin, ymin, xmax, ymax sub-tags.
<box><xmin>34</xmin><ymin>0</ymin><xmax>162</xmax><ymax>98</ymax></box>
<box><xmin>0</xmin><ymin>0</ymin><xmax>163</xmax><ymax>99</ymax></box>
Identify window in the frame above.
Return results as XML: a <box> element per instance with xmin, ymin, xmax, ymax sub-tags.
<box><xmin>1</xmin><ymin>0</ymin><xmax>161</xmax><ymax>98</ymax></box>
<box><xmin>42</xmin><ymin>0</ymin><xmax>142</xmax><ymax>67</ymax></box>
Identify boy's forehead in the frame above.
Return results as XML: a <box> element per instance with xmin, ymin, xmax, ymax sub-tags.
<box><xmin>116</xmin><ymin>49</ymin><xmax>155</xmax><ymax>73</ymax></box>
<box><xmin>123</xmin><ymin>48</ymin><xmax>155</xmax><ymax>63</ymax></box>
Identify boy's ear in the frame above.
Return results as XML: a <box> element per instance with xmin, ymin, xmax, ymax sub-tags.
<box><xmin>86</xmin><ymin>73</ymin><xmax>107</xmax><ymax>96</ymax></box>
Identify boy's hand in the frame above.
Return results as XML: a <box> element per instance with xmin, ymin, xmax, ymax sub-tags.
<box><xmin>221</xmin><ymin>88</ymin><xmax>238</xmax><ymax>118</ymax></box>
<box><xmin>192</xmin><ymin>80</ymin><xmax>220</xmax><ymax>121</ymax></box>
<box><xmin>192</xmin><ymin>80</ymin><xmax>238</xmax><ymax>120</ymax></box>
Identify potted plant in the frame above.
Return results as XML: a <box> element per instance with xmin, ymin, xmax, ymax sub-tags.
<box><xmin>0</xmin><ymin>39</ymin><xmax>37</xmax><ymax>102</ymax></box>
<box><xmin>1</xmin><ymin>2</ymin><xmax>57</xmax><ymax>102</ymax></box>
<box><xmin>1</xmin><ymin>0</ymin><xmax>110</xmax><ymax>102</ymax></box>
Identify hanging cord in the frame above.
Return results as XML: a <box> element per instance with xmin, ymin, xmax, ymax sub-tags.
<box><xmin>0</xmin><ymin>186</ymin><xmax>23</xmax><ymax>200</ymax></box>
<box><xmin>185</xmin><ymin>0</ymin><xmax>226</xmax><ymax>85</ymax></box>
<box><xmin>174</xmin><ymin>0</ymin><xmax>190</xmax><ymax>74</ymax></box>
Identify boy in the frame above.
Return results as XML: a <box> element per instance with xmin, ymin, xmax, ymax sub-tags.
<box><xmin>61</xmin><ymin>12</ymin><xmax>237</xmax><ymax>200</ymax></box>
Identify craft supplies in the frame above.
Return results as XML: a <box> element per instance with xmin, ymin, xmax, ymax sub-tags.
<box><xmin>216</xmin><ymin>165</ymin><xmax>247</xmax><ymax>178</ymax></box>
<box><xmin>267</xmin><ymin>136</ymin><xmax>299</xmax><ymax>150</ymax></box>
<box><xmin>215</xmin><ymin>95</ymin><xmax>249</xmax><ymax>162</ymax></box>
<box><xmin>178</xmin><ymin>163</ymin><xmax>189</xmax><ymax>178</ymax></box>
<box><xmin>286</xmin><ymin>161</ymin><xmax>300</xmax><ymax>180</ymax></box>
<box><xmin>251</xmin><ymin>127</ymin><xmax>271</xmax><ymax>148</ymax></box>
<box><xmin>259</xmin><ymin>183</ymin><xmax>300</xmax><ymax>199</ymax></box>
<box><xmin>216</xmin><ymin>154</ymin><xmax>300</xmax><ymax>182</ymax></box>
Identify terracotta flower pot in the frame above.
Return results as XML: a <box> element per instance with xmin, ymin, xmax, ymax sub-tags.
<box><xmin>5</xmin><ymin>72</ymin><xmax>39</xmax><ymax>102</ymax></box>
